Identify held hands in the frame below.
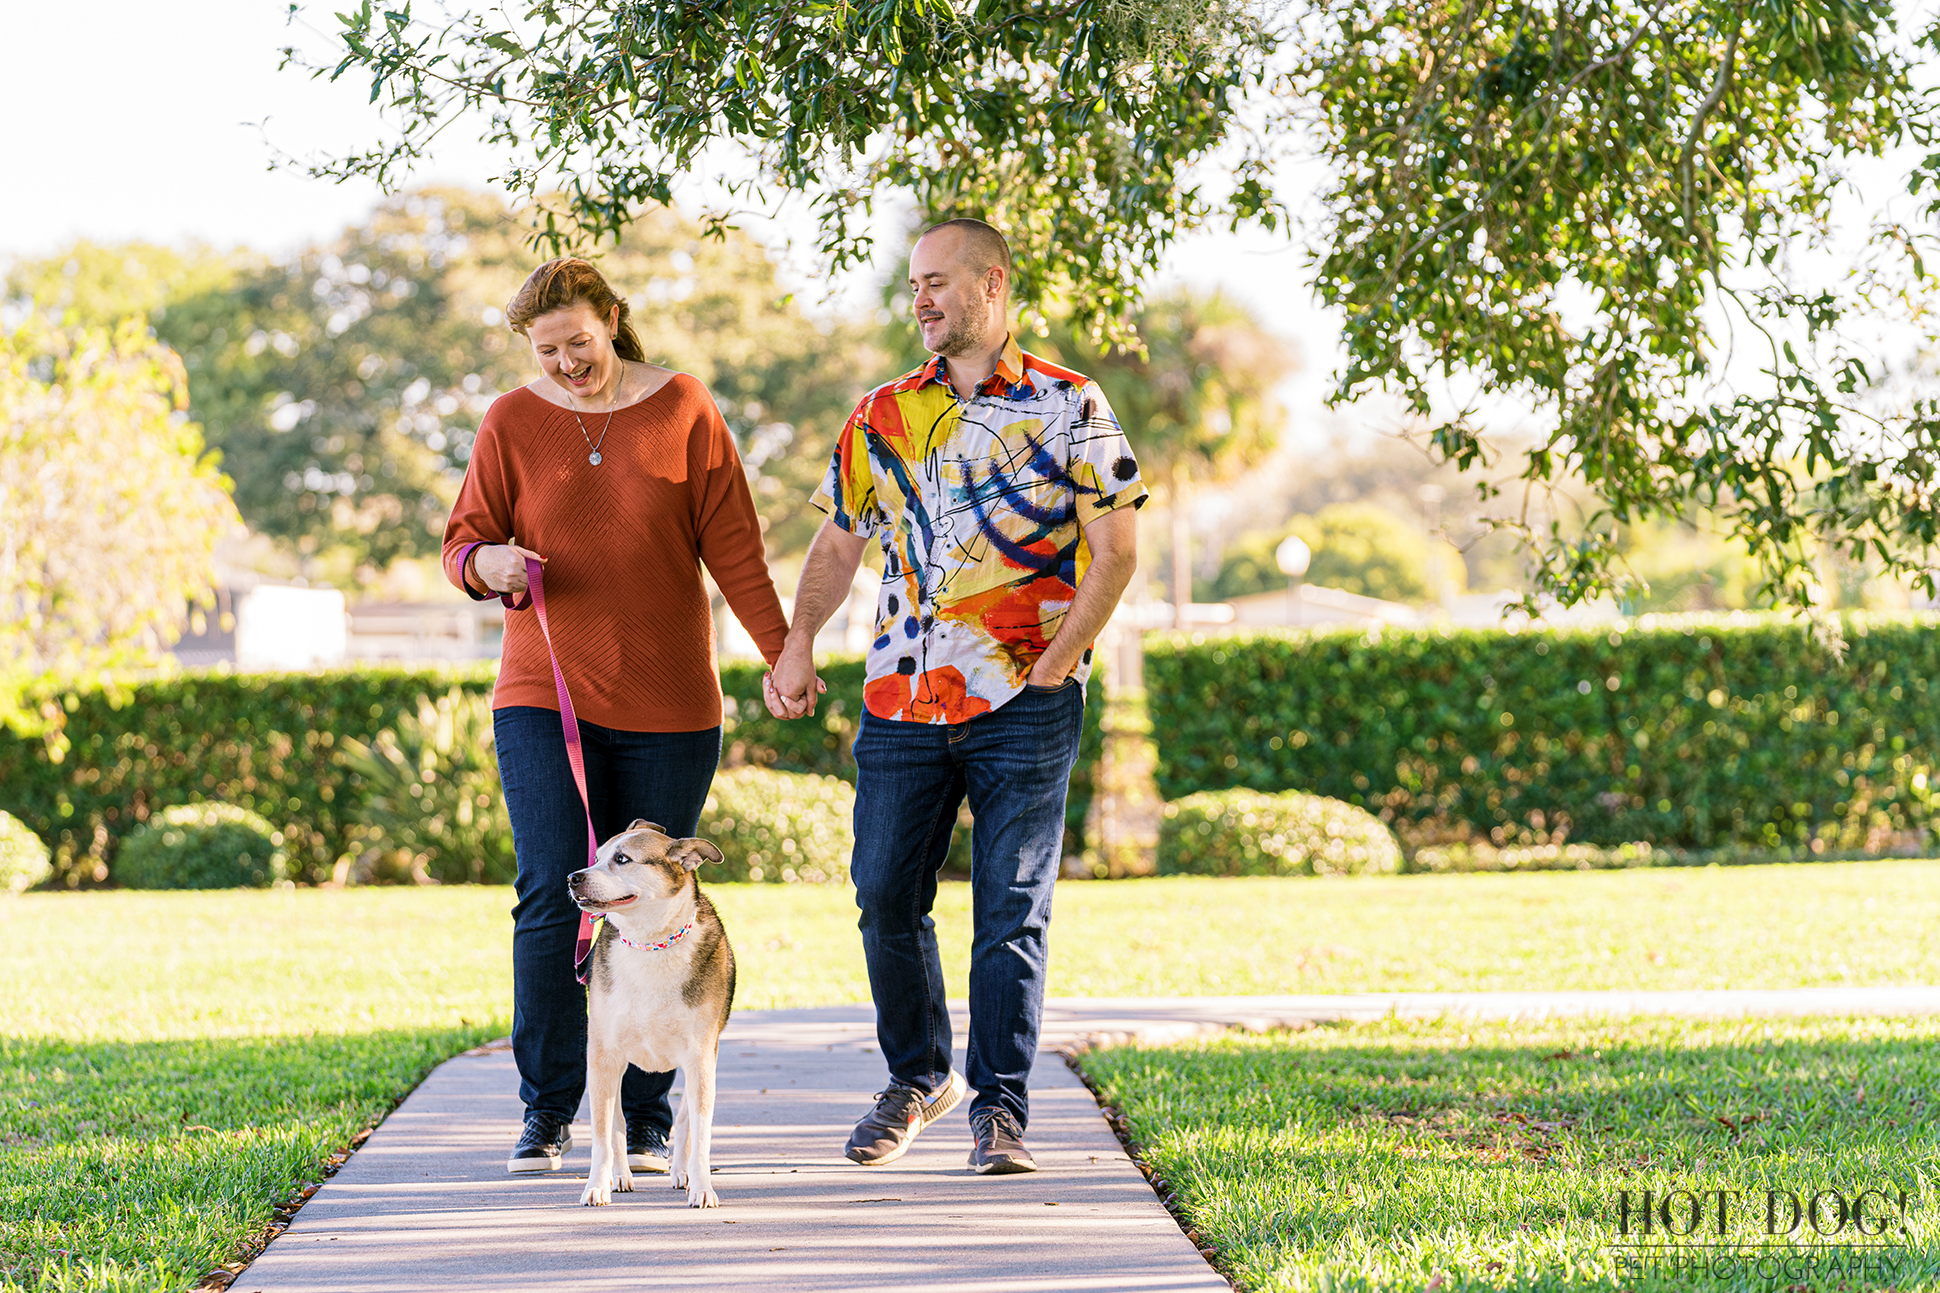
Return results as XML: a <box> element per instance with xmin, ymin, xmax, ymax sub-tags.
<box><xmin>764</xmin><ymin>642</ymin><xmax>825</xmax><ymax>719</ymax></box>
<box><xmin>760</xmin><ymin>646</ymin><xmax>1066</xmax><ymax>718</ymax></box>
<box><xmin>472</xmin><ymin>543</ymin><xmax>547</xmax><ymax>596</ymax></box>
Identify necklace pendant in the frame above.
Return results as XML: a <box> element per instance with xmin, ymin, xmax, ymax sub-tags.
<box><xmin>588</xmin><ymin>451</ymin><xmax>602</xmax><ymax>466</ymax></box>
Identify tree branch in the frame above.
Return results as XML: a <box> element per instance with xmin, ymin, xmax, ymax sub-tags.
<box><xmin>1680</xmin><ymin>19</ymin><xmax>1741</xmax><ymax>225</ymax></box>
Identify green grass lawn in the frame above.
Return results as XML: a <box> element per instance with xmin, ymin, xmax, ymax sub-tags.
<box><xmin>17</xmin><ymin>860</ymin><xmax>1940</xmax><ymax>1042</ymax></box>
<box><xmin>4</xmin><ymin>859</ymin><xmax>1940</xmax><ymax>1291</ymax></box>
<box><xmin>2</xmin><ymin>1030</ymin><xmax>493</xmax><ymax>1293</ymax></box>
<box><xmin>1081</xmin><ymin>1015</ymin><xmax>1940</xmax><ymax>1292</ymax></box>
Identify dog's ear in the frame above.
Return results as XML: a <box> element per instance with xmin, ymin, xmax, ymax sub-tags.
<box><xmin>665</xmin><ymin>838</ymin><xmax>724</xmax><ymax>872</ymax></box>
<box><xmin>627</xmin><ymin>819</ymin><xmax>667</xmax><ymax>835</ymax></box>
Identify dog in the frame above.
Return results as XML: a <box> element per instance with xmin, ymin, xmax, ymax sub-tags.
<box><xmin>567</xmin><ymin>819</ymin><xmax>733</xmax><ymax>1208</ymax></box>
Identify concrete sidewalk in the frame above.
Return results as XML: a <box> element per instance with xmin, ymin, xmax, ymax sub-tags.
<box><xmin>237</xmin><ymin>1004</ymin><xmax>1225</xmax><ymax>1293</ymax></box>
<box><xmin>236</xmin><ymin>987</ymin><xmax>1940</xmax><ymax>1293</ymax></box>
<box><xmin>1041</xmin><ymin>985</ymin><xmax>1940</xmax><ymax>1048</ymax></box>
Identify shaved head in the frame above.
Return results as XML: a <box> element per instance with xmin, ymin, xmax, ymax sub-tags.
<box><xmin>916</xmin><ymin>218</ymin><xmax>1012</xmax><ymax>293</ymax></box>
<box><xmin>909</xmin><ymin>218</ymin><xmax>1013</xmax><ymax>361</ymax></box>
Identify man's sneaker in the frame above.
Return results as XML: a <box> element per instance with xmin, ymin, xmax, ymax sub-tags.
<box><xmin>506</xmin><ymin>1113</ymin><xmax>573</xmax><ymax>1173</ymax></box>
<box><xmin>844</xmin><ymin>1069</ymin><xmax>966</xmax><ymax>1166</ymax></box>
<box><xmin>968</xmin><ymin>1106</ymin><xmax>1037</xmax><ymax>1174</ymax></box>
<box><xmin>626</xmin><ymin>1118</ymin><xmax>670</xmax><ymax>1173</ymax></box>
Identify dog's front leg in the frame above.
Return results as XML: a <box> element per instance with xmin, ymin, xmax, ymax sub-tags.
<box><xmin>611</xmin><ymin>1089</ymin><xmax>634</xmax><ymax>1194</ymax></box>
<box><xmin>682</xmin><ymin>1045</ymin><xmax>720</xmax><ymax>1208</ymax></box>
<box><xmin>669</xmin><ymin>1084</ymin><xmax>689</xmax><ymax>1192</ymax></box>
<box><xmin>580</xmin><ymin>1043</ymin><xmax>621</xmax><ymax>1207</ymax></box>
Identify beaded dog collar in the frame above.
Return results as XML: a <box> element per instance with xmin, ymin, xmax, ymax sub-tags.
<box><xmin>611</xmin><ymin>921</ymin><xmax>694</xmax><ymax>953</ymax></box>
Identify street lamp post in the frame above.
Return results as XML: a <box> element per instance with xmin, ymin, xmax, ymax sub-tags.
<box><xmin>1276</xmin><ymin>535</ymin><xmax>1311</xmax><ymax>627</ymax></box>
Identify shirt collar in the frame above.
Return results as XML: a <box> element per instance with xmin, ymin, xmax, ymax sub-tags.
<box><xmin>921</xmin><ymin>334</ymin><xmax>1036</xmax><ymax>400</ymax></box>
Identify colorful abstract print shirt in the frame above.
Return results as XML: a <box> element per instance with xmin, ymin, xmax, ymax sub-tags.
<box><xmin>813</xmin><ymin>336</ymin><xmax>1148</xmax><ymax>724</ymax></box>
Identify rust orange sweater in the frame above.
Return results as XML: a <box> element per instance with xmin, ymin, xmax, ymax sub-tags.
<box><xmin>442</xmin><ymin>374</ymin><xmax>788</xmax><ymax>732</ymax></box>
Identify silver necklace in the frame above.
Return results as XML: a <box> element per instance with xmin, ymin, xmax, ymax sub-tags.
<box><xmin>570</xmin><ymin>374</ymin><xmax>621</xmax><ymax>465</ymax></box>
<box><xmin>566</xmin><ymin>405</ymin><xmax>613</xmax><ymax>465</ymax></box>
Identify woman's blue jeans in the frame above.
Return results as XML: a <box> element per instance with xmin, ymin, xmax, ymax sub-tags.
<box><xmin>493</xmin><ymin>706</ymin><xmax>722</xmax><ymax>1132</ymax></box>
<box><xmin>849</xmin><ymin>679</ymin><xmax>1084</xmax><ymax>1131</ymax></box>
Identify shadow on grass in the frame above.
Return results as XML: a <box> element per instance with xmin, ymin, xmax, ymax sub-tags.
<box><xmin>0</xmin><ymin>1026</ymin><xmax>499</xmax><ymax>1293</ymax></box>
<box><xmin>1081</xmin><ymin>1016</ymin><xmax>1940</xmax><ymax>1293</ymax></box>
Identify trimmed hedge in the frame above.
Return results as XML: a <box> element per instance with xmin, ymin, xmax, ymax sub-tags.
<box><xmin>0</xmin><ymin>662</ymin><xmax>746</xmax><ymax>884</ymax></box>
<box><xmin>0</xmin><ymin>665</ymin><xmax>498</xmax><ymax>884</ymax></box>
<box><xmin>1146</xmin><ymin>612</ymin><xmax>1940</xmax><ymax>852</ymax></box>
<box><xmin>1158</xmin><ymin>789</ymin><xmax>1402</xmax><ymax>877</ymax></box>
<box><xmin>0</xmin><ymin>657</ymin><xmax>1104</xmax><ymax>886</ymax></box>
<box><xmin>111</xmin><ymin>802</ymin><xmax>288</xmax><ymax>889</ymax></box>
<box><xmin>700</xmin><ymin>766</ymin><xmax>854</xmax><ymax>884</ymax></box>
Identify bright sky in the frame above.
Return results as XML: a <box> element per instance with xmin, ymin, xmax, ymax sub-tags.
<box><xmin>0</xmin><ymin>0</ymin><xmax>1356</xmax><ymax>450</ymax></box>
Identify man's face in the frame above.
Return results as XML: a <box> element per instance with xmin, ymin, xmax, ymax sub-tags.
<box><xmin>909</xmin><ymin>230</ymin><xmax>1001</xmax><ymax>358</ymax></box>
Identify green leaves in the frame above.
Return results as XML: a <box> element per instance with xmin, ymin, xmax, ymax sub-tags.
<box><xmin>1158</xmin><ymin>788</ymin><xmax>1402</xmax><ymax>876</ymax></box>
<box><xmin>110</xmin><ymin>803</ymin><xmax>289</xmax><ymax>890</ymax></box>
<box><xmin>0</xmin><ymin>317</ymin><xmax>240</xmax><ymax>680</ymax></box>
<box><xmin>0</xmin><ymin>664</ymin><xmax>499</xmax><ymax>886</ymax></box>
<box><xmin>700</xmin><ymin>767</ymin><xmax>855</xmax><ymax>884</ymax></box>
<box><xmin>0</xmin><ymin>810</ymin><xmax>52</xmax><ymax>894</ymax></box>
<box><xmin>295</xmin><ymin>0</ymin><xmax>1284</xmax><ymax>347</ymax></box>
<box><xmin>1302</xmin><ymin>0</ymin><xmax>1938</xmax><ymax>611</ymax></box>
<box><xmin>0</xmin><ymin>656</ymin><xmax>1105</xmax><ymax>887</ymax></box>
<box><xmin>285</xmin><ymin>0</ymin><xmax>1940</xmax><ymax>606</ymax></box>
<box><xmin>337</xmin><ymin>687</ymin><xmax>515</xmax><ymax>884</ymax></box>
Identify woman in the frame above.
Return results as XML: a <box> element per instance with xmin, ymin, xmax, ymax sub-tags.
<box><xmin>442</xmin><ymin>257</ymin><xmax>789</xmax><ymax>1174</ymax></box>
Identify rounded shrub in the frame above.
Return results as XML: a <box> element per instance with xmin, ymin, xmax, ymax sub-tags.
<box><xmin>701</xmin><ymin>767</ymin><xmax>854</xmax><ymax>884</ymax></box>
<box><xmin>0</xmin><ymin>811</ymin><xmax>52</xmax><ymax>893</ymax></box>
<box><xmin>1158</xmin><ymin>788</ymin><xmax>1401</xmax><ymax>877</ymax></box>
<box><xmin>338</xmin><ymin>687</ymin><xmax>516</xmax><ymax>884</ymax></box>
<box><xmin>113</xmin><ymin>803</ymin><xmax>289</xmax><ymax>889</ymax></box>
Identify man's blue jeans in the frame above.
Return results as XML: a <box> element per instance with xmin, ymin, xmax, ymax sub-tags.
<box><xmin>493</xmin><ymin>706</ymin><xmax>722</xmax><ymax>1131</ymax></box>
<box><xmin>850</xmin><ymin>678</ymin><xmax>1084</xmax><ymax>1130</ymax></box>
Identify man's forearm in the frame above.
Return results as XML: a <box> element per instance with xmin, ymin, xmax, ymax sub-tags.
<box><xmin>1038</xmin><ymin>551</ymin><xmax>1136</xmax><ymax>677</ymax></box>
<box><xmin>1036</xmin><ymin>506</ymin><xmax>1139</xmax><ymax>679</ymax></box>
<box><xmin>785</xmin><ymin>522</ymin><xmax>869</xmax><ymax>651</ymax></box>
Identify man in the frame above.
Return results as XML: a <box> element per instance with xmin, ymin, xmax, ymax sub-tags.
<box><xmin>766</xmin><ymin>218</ymin><xmax>1145</xmax><ymax>1174</ymax></box>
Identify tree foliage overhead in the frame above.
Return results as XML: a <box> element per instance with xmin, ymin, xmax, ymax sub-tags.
<box><xmin>293</xmin><ymin>0</ymin><xmax>1285</xmax><ymax>345</ymax></box>
<box><xmin>288</xmin><ymin>1</ymin><xmax>1940</xmax><ymax>611</ymax></box>
<box><xmin>1301</xmin><ymin>0</ymin><xmax>1940</xmax><ymax>612</ymax></box>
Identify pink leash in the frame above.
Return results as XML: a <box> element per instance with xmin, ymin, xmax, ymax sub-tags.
<box><xmin>464</xmin><ymin>544</ymin><xmax>602</xmax><ymax>984</ymax></box>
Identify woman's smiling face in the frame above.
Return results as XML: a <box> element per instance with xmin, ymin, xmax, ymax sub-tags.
<box><xmin>526</xmin><ymin>301</ymin><xmax>622</xmax><ymax>402</ymax></box>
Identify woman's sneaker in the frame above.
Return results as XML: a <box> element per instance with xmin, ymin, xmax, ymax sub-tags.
<box><xmin>844</xmin><ymin>1070</ymin><xmax>966</xmax><ymax>1166</ymax></box>
<box><xmin>626</xmin><ymin>1118</ymin><xmax>671</xmax><ymax>1173</ymax></box>
<box><xmin>968</xmin><ymin>1106</ymin><xmax>1037</xmax><ymax>1174</ymax></box>
<box><xmin>506</xmin><ymin>1112</ymin><xmax>573</xmax><ymax>1173</ymax></box>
